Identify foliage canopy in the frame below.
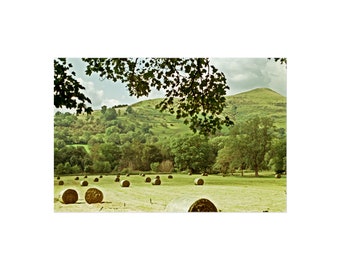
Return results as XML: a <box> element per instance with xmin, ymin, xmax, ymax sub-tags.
<box><xmin>54</xmin><ymin>58</ymin><xmax>235</xmax><ymax>135</ymax></box>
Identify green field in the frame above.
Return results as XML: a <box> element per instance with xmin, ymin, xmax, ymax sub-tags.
<box><xmin>54</xmin><ymin>172</ymin><xmax>286</xmax><ymax>212</ymax></box>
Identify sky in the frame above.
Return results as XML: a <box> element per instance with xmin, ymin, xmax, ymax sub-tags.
<box><xmin>64</xmin><ymin>58</ymin><xmax>286</xmax><ymax>111</ymax></box>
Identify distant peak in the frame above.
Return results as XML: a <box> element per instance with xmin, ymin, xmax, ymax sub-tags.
<box><xmin>232</xmin><ymin>88</ymin><xmax>283</xmax><ymax>97</ymax></box>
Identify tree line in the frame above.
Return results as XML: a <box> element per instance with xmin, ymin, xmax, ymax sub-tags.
<box><xmin>54</xmin><ymin>108</ymin><xmax>286</xmax><ymax>176</ymax></box>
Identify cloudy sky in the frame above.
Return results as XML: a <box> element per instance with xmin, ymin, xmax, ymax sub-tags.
<box><xmin>65</xmin><ymin>58</ymin><xmax>286</xmax><ymax>111</ymax></box>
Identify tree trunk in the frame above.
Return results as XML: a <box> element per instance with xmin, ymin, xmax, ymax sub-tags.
<box><xmin>254</xmin><ymin>166</ymin><xmax>259</xmax><ymax>177</ymax></box>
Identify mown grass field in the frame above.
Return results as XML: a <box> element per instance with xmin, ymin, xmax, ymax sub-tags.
<box><xmin>54</xmin><ymin>172</ymin><xmax>286</xmax><ymax>213</ymax></box>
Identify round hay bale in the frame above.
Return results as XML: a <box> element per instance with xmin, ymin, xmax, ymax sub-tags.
<box><xmin>120</xmin><ymin>179</ymin><xmax>130</xmax><ymax>187</ymax></box>
<box><xmin>85</xmin><ymin>188</ymin><xmax>104</xmax><ymax>204</ymax></box>
<box><xmin>155</xmin><ymin>175</ymin><xmax>160</xmax><ymax>180</ymax></box>
<box><xmin>99</xmin><ymin>175</ymin><xmax>103</xmax><ymax>178</ymax></box>
<box><xmin>141</xmin><ymin>173</ymin><xmax>145</xmax><ymax>177</ymax></box>
<box><xmin>58</xmin><ymin>180</ymin><xmax>64</xmax><ymax>185</ymax></box>
<box><xmin>57</xmin><ymin>176</ymin><xmax>60</xmax><ymax>180</ymax></box>
<box><xmin>126</xmin><ymin>173</ymin><xmax>130</xmax><ymax>177</ymax></box>
<box><xmin>74</xmin><ymin>176</ymin><xmax>79</xmax><ymax>180</ymax></box>
<box><xmin>188</xmin><ymin>172</ymin><xmax>192</xmax><ymax>175</ymax></box>
<box><xmin>145</xmin><ymin>177</ymin><xmax>151</xmax><ymax>183</ymax></box>
<box><xmin>94</xmin><ymin>177</ymin><xmax>99</xmax><ymax>182</ymax></box>
<box><xmin>275</xmin><ymin>174</ymin><xmax>281</xmax><ymax>179</ymax></box>
<box><xmin>114</xmin><ymin>177</ymin><xmax>120</xmax><ymax>182</ymax></box>
<box><xmin>152</xmin><ymin>178</ymin><xmax>161</xmax><ymax>185</ymax></box>
<box><xmin>80</xmin><ymin>180</ymin><xmax>88</xmax><ymax>186</ymax></box>
<box><xmin>168</xmin><ymin>175</ymin><xmax>173</xmax><ymax>179</ymax></box>
<box><xmin>84</xmin><ymin>175</ymin><xmax>88</xmax><ymax>178</ymax></box>
<box><xmin>59</xmin><ymin>189</ymin><xmax>78</xmax><ymax>204</ymax></box>
<box><xmin>194</xmin><ymin>178</ymin><xmax>204</xmax><ymax>185</ymax></box>
<box><xmin>202</xmin><ymin>172</ymin><xmax>208</xmax><ymax>176</ymax></box>
<box><xmin>165</xmin><ymin>197</ymin><xmax>218</xmax><ymax>212</ymax></box>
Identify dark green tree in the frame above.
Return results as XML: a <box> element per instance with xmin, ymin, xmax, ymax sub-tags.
<box><xmin>171</xmin><ymin>134</ymin><xmax>215</xmax><ymax>173</ymax></box>
<box><xmin>101</xmin><ymin>105</ymin><xmax>107</xmax><ymax>114</ymax></box>
<box><xmin>227</xmin><ymin>117</ymin><xmax>275</xmax><ymax>177</ymax></box>
<box><xmin>104</xmin><ymin>107</ymin><xmax>118</xmax><ymax>121</ymax></box>
<box><xmin>54</xmin><ymin>58</ymin><xmax>93</xmax><ymax>114</ymax></box>
<box><xmin>268</xmin><ymin>132</ymin><xmax>286</xmax><ymax>174</ymax></box>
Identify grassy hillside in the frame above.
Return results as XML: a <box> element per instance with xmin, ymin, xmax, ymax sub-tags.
<box><xmin>225</xmin><ymin>88</ymin><xmax>286</xmax><ymax>129</ymax></box>
<box><xmin>115</xmin><ymin>87</ymin><xmax>286</xmax><ymax>137</ymax></box>
<box><xmin>57</xmin><ymin>87</ymin><xmax>286</xmax><ymax>148</ymax></box>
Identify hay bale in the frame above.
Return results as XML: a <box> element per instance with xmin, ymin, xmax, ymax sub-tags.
<box><xmin>75</xmin><ymin>176</ymin><xmax>79</xmax><ymax>180</ymax></box>
<box><xmin>58</xmin><ymin>180</ymin><xmax>64</xmax><ymax>185</ymax></box>
<box><xmin>202</xmin><ymin>172</ymin><xmax>208</xmax><ymax>176</ymax></box>
<box><xmin>152</xmin><ymin>178</ymin><xmax>161</xmax><ymax>185</ymax></box>
<box><xmin>85</xmin><ymin>188</ymin><xmax>103</xmax><ymax>204</ymax></box>
<box><xmin>145</xmin><ymin>177</ymin><xmax>151</xmax><ymax>183</ymax></box>
<box><xmin>165</xmin><ymin>197</ymin><xmax>218</xmax><ymax>212</ymax></box>
<box><xmin>155</xmin><ymin>175</ymin><xmax>160</xmax><ymax>180</ymax></box>
<box><xmin>168</xmin><ymin>175</ymin><xmax>173</xmax><ymax>179</ymax></box>
<box><xmin>275</xmin><ymin>174</ymin><xmax>281</xmax><ymax>179</ymax></box>
<box><xmin>120</xmin><ymin>179</ymin><xmax>130</xmax><ymax>187</ymax></box>
<box><xmin>94</xmin><ymin>177</ymin><xmax>99</xmax><ymax>182</ymax></box>
<box><xmin>84</xmin><ymin>175</ymin><xmax>88</xmax><ymax>178</ymax></box>
<box><xmin>141</xmin><ymin>173</ymin><xmax>145</xmax><ymax>177</ymax></box>
<box><xmin>99</xmin><ymin>175</ymin><xmax>103</xmax><ymax>178</ymax></box>
<box><xmin>194</xmin><ymin>178</ymin><xmax>204</xmax><ymax>185</ymax></box>
<box><xmin>57</xmin><ymin>176</ymin><xmax>60</xmax><ymax>180</ymax></box>
<box><xmin>114</xmin><ymin>177</ymin><xmax>120</xmax><ymax>182</ymax></box>
<box><xmin>59</xmin><ymin>189</ymin><xmax>78</xmax><ymax>204</ymax></box>
<box><xmin>126</xmin><ymin>173</ymin><xmax>130</xmax><ymax>177</ymax></box>
<box><xmin>80</xmin><ymin>180</ymin><xmax>88</xmax><ymax>186</ymax></box>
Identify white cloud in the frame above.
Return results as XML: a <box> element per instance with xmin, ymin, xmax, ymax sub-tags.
<box><xmin>102</xmin><ymin>98</ymin><xmax>120</xmax><ymax>107</ymax></box>
<box><xmin>77</xmin><ymin>78</ymin><xmax>105</xmax><ymax>109</ymax></box>
<box><xmin>211</xmin><ymin>58</ymin><xmax>286</xmax><ymax>96</ymax></box>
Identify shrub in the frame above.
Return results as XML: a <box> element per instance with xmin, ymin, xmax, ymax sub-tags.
<box><xmin>150</xmin><ymin>162</ymin><xmax>160</xmax><ymax>172</ymax></box>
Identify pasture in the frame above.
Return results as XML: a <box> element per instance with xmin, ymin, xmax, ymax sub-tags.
<box><xmin>54</xmin><ymin>172</ymin><xmax>286</xmax><ymax>212</ymax></box>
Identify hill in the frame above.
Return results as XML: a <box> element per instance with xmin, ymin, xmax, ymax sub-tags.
<box><xmin>225</xmin><ymin>88</ymin><xmax>286</xmax><ymax>129</ymax></box>
<box><xmin>54</xmin><ymin>87</ymin><xmax>286</xmax><ymax>146</ymax></box>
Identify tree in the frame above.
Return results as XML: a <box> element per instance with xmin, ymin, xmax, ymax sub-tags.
<box><xmin>171</xmin><ymin>134</ymin><xmax>215</xmax><ymax>173</ymax></box>
<box><xmin>54</xmin><ymin>58</ymin><xmax>93</xmax><ymax>114</ymax></box>
<box><xmin>227</xmin><ymin>117</ymin><xmax>275</xmax><ymax>177</ymax></box>
<box><xmin>101</xmin><ymin>105</ymin><xmax>107</xmax><ymax>114</ymax></box>
<box><xmin>214</xmin><ymin>146</ymin><xmax>232</xmax><ymax>174</ymax></box>
<box><xmin>268</xmin><ymin>132</ymin><xmax>286</xmax><ymax>173</ymax></box>
<box><xmin>54</xmin><ymin>58</ymin><xmax>234</xmax><ymax>135</ymax></box>
<box><xmin>104</xmin><ymin>107</ymin><xmax>118</xmax><ymax>121</ymax></box>
<box><xmin>268</xmin><ymin>58</ymin><xmax>287</xmax><ymax>66</ymax></box>
<box><xmin>125</xmin><ymin>106</ymin><xmax>134</xmax><ymax>115</ymax></box>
